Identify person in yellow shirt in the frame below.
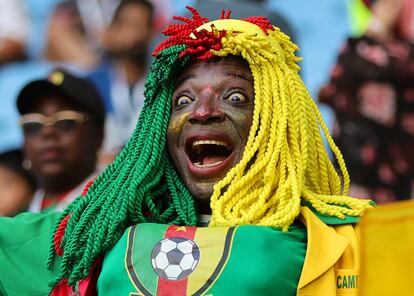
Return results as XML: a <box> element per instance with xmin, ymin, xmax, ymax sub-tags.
<box><xmin>0</xmin><ymin>7</ymin><xmax>372</xmax><ymax>295</ymax></box>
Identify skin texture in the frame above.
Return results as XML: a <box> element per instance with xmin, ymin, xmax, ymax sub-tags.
<box><xmin>0</xmin><ymin>166</ymin><xmax>33</xmax><ymax>216</ymax></box>
<box><xmin>167</xmin><ymin>57</ymin><xmax>254</xmax><ymax>213</ymax></box>
<box><xmin>22</xmin><ymin>94</ymin><xmax>102</xmax><ymax>200</ymax></box>
<box><xmin>367</xmin><ymin>0</ymin><xmax>414</xmax><ymax>41</ymax></box>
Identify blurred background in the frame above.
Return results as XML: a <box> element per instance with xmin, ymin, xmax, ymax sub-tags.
<box><xmin>0</xmin><ymin>0</ymin><xmax>412</xmax><ymax>216</ymax></box>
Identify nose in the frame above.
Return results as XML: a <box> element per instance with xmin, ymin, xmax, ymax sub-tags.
<box><xmin>188</xmin><ymin>95</ymin><xmax>225</xmax><ymax>124</ymax></box>
<box><xmin>38</xmin><ymin>124</ymin><xmax>59</xmax><ymax>138</ymax></box>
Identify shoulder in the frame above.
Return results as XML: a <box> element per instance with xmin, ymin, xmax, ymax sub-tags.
<box><xmin>0</xmin><ymin>211</ymin><xmax>61</xmax><ymax>257</ymax></box>
<box><xmin>309</xmin><ymin>208</ymin><xmax>360</xmax><ymax>226</ymax></box>
<box><xmin>0</xmin><ymin>211</ymin><xmax>60</xmax><ymax>235</ymax></box>
<box><xmin>303</xmin><ymin>201</ymin><xmax>375</xmax><ymax>226</ymax></box>
<box><xmin>0</xmin><ymin>212</ymin><xmax>62</xmax><ymax>295</ymax></box>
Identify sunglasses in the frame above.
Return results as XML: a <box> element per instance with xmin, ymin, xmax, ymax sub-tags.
<box><xmin>19</xmin><ymin>110</ymin><xmax>88</xmax><ymax>137</ymax></box>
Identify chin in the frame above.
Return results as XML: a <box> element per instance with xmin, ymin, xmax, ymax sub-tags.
<box><xmin>40</xmin><ymin>166</ymin><xmax>63</xmax><ymax>176</ymax></box>
<box><xmin>39</xmin><ymin>165</ymin><xmax>65</xmax><ymax>178</ymax></box>
<box><xmin>187</xmin><ymin>181</ymin><xmax>215</xmax><ymax>213</ymax></box>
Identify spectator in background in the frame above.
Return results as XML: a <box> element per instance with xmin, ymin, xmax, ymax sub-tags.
<box><xmin>0</xmin><ymin>0</ymin><xmax>123</xmax><ymax>155</ymax></box>
<box><xmin>17</xmin><ymin>69</ymin><xmax>105</xmax><ymax>212</ymax></box>
<box><xmin>45</xmin><ymin>1</ymin><xmax>100</xmax><ymax>69</ymax></box>
<box><xmin>0</xmin><ymin>0</ymin><xmax>28</xmax><ymax>64</ymax></box>
<box><xmin>0</xmin><ymin>149</ymin><xmax>35</xmax><ymax>216</ymax></box>
<box><xmin>89</xmin><ymin>0</ymin><xmax>154</xmax><ymax>164</ymax></box>
<box><xmin>319</xmin><ymin>0</ymin><xmax>414</xmax><ymax>203</ymax></box>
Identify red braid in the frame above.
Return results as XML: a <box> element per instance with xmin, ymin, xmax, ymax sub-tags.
<box><xmin>53</xmin><ymin>215</ymin><xmax>70</xmax><ymax>256</ymax></box>
<box><xmin>54</xmin><ymin>178</ymin><xmax>95</xmax><ymax>256</ymax></box>
<box><xmin>153</xmin><ymin>6</ymin><xmax>208</xmax><ymax>56</ymax></box>
<box><xmin>153</xmin><ymin>7</ymin><xmax>274</xmax><ymax>61</ymax></box>
<box><xmin>242</xmin><ymin>16</ymin><xmax>274</xmax><ymax>34</ymax></box>
<box><xmin>82</xmin><ymin>178</ymin><xmax>95</xmax><ymax>197</ymax></box>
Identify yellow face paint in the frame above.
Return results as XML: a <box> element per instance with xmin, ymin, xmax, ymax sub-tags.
<box><xmin>168</xmin><ymin>112</ymin><xmax>190</xmax><ymax>134</ymax></box>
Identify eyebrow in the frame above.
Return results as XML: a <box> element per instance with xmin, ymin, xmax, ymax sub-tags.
<box><xmin>175</xmin><ymin>74</ymin><xmax>196</xmax><ymax>89</ymax></box>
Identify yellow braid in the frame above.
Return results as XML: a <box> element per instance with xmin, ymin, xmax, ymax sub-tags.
<box><xmin>207</xmin><ymin>27</ymin><xmax>372</xmax><ymax>229</ymax></box>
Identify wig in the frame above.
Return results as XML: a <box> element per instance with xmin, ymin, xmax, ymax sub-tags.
<box><xmin>48</xmin><ymin>7</ymin><xmax>372</xmax><ymax>286</ymax></box>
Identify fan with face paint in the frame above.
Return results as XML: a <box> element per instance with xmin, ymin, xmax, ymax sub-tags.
<box><xmin>39</xmin><ymin>6</ymin><xmax>373</xmax><ymax>289</ymax></box>
<box><xmin>167</xmin><ymin>56</ymin><xmax>254</xmax><ymax>213</ymax></box>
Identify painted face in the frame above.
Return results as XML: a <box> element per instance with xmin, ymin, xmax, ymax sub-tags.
<box><xmin>22</xmin><ymin>94</ymin><xmax>101</xmax><ymax>189</ymax></box>
<box><xmin>167</xmin><ymin>57</ymin><xmax>254</xmax><ymax>213</ymax></box>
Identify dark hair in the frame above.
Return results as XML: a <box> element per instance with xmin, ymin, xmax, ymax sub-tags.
<box><xmin>0</xmin><ymin>149</ymin><xmax>36</xmax><ymax>191</ymax></box>
<box><xmin>112</xmin><ymin>0</ymin><xmax>154</xmax><ymax>25</ymax></box>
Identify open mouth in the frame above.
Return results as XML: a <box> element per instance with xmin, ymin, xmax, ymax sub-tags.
<box><xmin>186</xmin><ymin>139</ymin><xmax>233</xmax><ymax>169</ymax></box>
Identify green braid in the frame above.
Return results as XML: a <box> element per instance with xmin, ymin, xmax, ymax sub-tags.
<box><xmin>47</xmin><ymin>45</ymin><xmax>198</xmax><ymax>286</ymax></box>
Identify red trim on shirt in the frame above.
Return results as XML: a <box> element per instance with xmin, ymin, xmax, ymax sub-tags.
<box><xmin>41</xmin><ymin>191</ymin><xmax>71</xmax><ymax>210</ymax></box>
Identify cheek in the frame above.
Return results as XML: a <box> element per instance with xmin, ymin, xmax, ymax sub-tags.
<box><xmin>61</xmin><ymin>134</ymin><xmax>93</xmax><ymax>160</ymax></box>
<box><xmin>168</xmin><ymin>112</ymin><xmax>190</xmax><ymax>135</ymax></box>
<box><xmin>228</xmin><ymin>108</ymin><xmax>254</xmax><ymax>140</ymax></box>
<box><xmin>23</xmin><ymin>139</ymin><xmax>38</xmax><ymax>161</ymax></box>
<box><xmin>167</xmin><ymin>113</ymin><xmax>190</xmax><ymax>161</ymax></box>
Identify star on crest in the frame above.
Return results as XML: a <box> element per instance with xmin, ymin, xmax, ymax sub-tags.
<box><xmin>175</xmin><ymin>226</ymin><xmax>187</xmax><ymax>232</ymax></box>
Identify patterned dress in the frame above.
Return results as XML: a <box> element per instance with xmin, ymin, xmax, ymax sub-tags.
<box><xmin>319</xmin><ymin>35</ymin><xmax>414</xmax><ymax>203</ymax></box>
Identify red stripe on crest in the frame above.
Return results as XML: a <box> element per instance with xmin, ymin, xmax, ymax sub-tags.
<box><xmin>157</xmin><ymin>277</ymin><xmax>187</xmax><ymax>296</ymax></box>
<box><xmin>156</xmin><ymin>225</ymin><xmax>197</xmax><ymax>296</ymax></box>
<box><xmin>165</xmin><ymin>225</ymin><xmax>197</xmax><ymax>240</ymax></box>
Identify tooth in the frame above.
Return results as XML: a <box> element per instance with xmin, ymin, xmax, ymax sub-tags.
<box><xmin>192</xmin><ymin>140</ymin><xmax>229</xmax><ymax>148</ymax></box>
<box><xmin>193</xmin><ymin>161</ymin><xmax>224</xmax><ymax>168</ymax></box>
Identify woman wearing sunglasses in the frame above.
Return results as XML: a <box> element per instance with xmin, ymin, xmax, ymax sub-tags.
<box><xmin>16</xmin><ymin>69</ymin><xmax>105</xmax><ymax>213</ymax></box>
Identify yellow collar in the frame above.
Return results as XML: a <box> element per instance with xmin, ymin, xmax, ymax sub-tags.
<box><xmin>298</xmin><ymin>207</ymin><xmax>350</xmax><ymax>289</ymax></box>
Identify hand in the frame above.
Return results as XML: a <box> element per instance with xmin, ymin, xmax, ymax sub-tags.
<box><xmin>366</xmin><ymin>0</ymin><xmax>405</xmax><ymax>42</ymax></box>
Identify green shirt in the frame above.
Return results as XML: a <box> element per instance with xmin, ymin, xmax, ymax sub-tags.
<box><xmin>99</xmin><ymin>223</ymin><xmax>307</xmax><ymax>295</ymax></box>
<box><xmin>0</xmin><ymin>213</ymin><xmax>306</xmax><ymax>295</ymax></box>
<box><xmin>0</xmin><ymin>212</ymin><xmax>61</xmax><ymax>296</ymax></box>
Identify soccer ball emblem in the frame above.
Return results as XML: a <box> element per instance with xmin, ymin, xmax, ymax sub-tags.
<box><xmin>151</xmin><ymin>237</ymin><xmax>200</xmax><ymax>281</ymax></box>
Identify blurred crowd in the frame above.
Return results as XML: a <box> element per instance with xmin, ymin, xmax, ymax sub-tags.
<box><xmin>0</xmin><ymin>0</ymin><xmax>413</xmax><ymax>216</ymax></box>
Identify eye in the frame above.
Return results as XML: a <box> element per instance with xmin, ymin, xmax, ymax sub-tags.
<box><xmin>55</xmin><ymin>119</ymin><xmax>79</xmax><ymax>133</ymax></box>
<box><xmin>22</xmin><ymin>122</ymin><xmax>43</xmax><ymax>136</ymax></box>
<box><xmin>225</xmin><ymin>92</ymin><xmax>247</xmax><ymax>103</ymax></box>
<box><xmin>176</xmin><ymin>95</ymin><xmax>193</xmax><ymax>106</ymax></box>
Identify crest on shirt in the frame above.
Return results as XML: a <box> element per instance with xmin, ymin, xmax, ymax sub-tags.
<box><xmin>125</xmin><ymin>224</ymin><xmax>236</xmax><ymax>295</ymax></box>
